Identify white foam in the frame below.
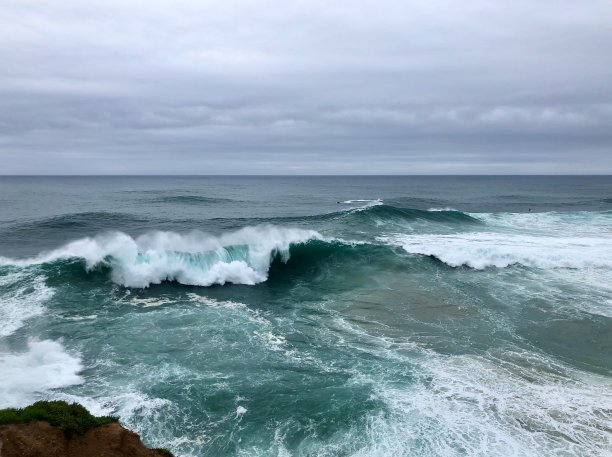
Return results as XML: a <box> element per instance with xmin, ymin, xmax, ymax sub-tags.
<box><xmin>254</xmin><ymin>331</ymin><xmax>287</xmax><ymax>351</ymax></box>
<box><xmin>0</xmin><ymin>225</ymin><xmax>323</xmax><ymax>288</ymax></box>
<box><xmin>186</xmin><ymin>293</ymin><xmax>247</xmax><ymax>310</ymax></box>
<box><xmin>63</xmin><ymin>314</ymin><xmax>98</xmax><ymax>321</ymax></box>
<box><xmin>471</xmin><ymin>211</ymin><xmax>612</xmax><ymax>242</ymax></box>
<box><xmin>0</xmin><ymin>273</ymin><xmax>54</xmax><ymax>337</ymax></box>
<box><xmin>53</xmin><ymin>388</ymin><xmax>176</xmax><ymax>454</ymax></box>
<box><xmin>360</xmin><ymin>351</ymin><xmax>612</xmax><ymax>457</ymax></box>
<box><xmin>343</xmin><ymin>199</ymin><xmax>383</xmax><ymax>205</ymax></box>
<box><xmin>379</xmin><ymin>232</ymin><xmax>612</xmax><ymax>269</ymax></box>
<box><xmin>187</xmin><ymin>294</ymin><xmax>270</xmax><ymax>326</ymax></box>
<box><xmin>130</xmin><ymin>297</ymin><xmax>175</xmax><ymax>308</ymax></box>
<box><xmin>341</xmin><ymin>199</ymin><xmax>384</xmax><ymax>212</ymax></box>
<box><xmin>311</xmin><ymin>316</ymin><xmax>612</xmax><ymax>457</ymax></box>
<box><xmin>0</xmin><ymin>340</ymin><xmax>84</xmax><ymax>408</ymax></box>
<box><xmin>427</xmin><ymin>207</ymin><xmax>459</xmax><ymax>212</ymax></box>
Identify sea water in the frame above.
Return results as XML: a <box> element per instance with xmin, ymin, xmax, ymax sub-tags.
<box><xmin>0</xmin><ymin>176</ymin><xmax>610</xmax><ymax>456</ymax></box>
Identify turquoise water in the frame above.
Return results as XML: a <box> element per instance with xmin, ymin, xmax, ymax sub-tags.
<box><xmin>0</xmin><ymin>176</ymin><xmax>611</xmax><ymax>456</ymax></box>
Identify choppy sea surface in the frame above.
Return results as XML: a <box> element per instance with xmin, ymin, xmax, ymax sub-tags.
<box><xmin>0</xmin><ymin>175</ymin><xmax>611</xmax><ymax>457</ymax></box>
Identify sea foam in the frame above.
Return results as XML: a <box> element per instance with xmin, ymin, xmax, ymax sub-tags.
<box><xmin>355</xmin><ymin>351</ymin><xmax>612</xmax><ymax>457</ymax></box>
<box><xmin>0</xmin><ymin>272</ymin><xmax>54</xmax><ymax>337</ymax></box>
<box><xmin>0</xmin><ymin>340</ymin><xmax>84</xmax><ymax>408</ymax></box>
<box><xmin>379</xmin><ymin>232</ymin><xmax>612</xmax><ymax>270</ymax></box>
<box><xmin>325</xmin><ymin>317</ymin><xmax>612</xmax><ymax>457</ymax></box>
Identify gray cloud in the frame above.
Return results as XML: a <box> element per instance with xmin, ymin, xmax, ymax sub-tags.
<box><xmin>1</xmin><ymin>0</ymin><xmax>611</xmax><ymax>174</ymax></box>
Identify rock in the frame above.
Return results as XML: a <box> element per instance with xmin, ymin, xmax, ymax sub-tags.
<box><xmin>0</xmin><ymin>420</ymin><xmax>170</xmax><ymax>457</ymax></box>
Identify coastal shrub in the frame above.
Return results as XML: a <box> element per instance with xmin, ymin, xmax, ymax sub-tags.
<box><xmin>154</xmin><ymin>448</ymin><xmax>175</xmax><ymax>457</ymax></box>
<box><xmin>0</xmin><ymin>400</ymin><xmax>118</xmax><ymax>435</ymax></box>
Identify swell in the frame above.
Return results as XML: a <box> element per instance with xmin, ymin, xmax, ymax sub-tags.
<box><xmin>0</xmin><ymin>212</ymin><xmax>156</xmax><ymax>258</ymax></box>
<box><xmin>21</xmin><ymin>212</ymin><xmax>148</xmax><ymax>229</ymax></box>
<box><xmin>207</xmin><ymin>204</ymin><xmax>481</xmax><ymax>226</ymax></box>
<box><xmin>1</xmin><ymin>205</ymin><xmax>479</xmax><ymax>241</ymax></box>
<box><xmin>356</xmin><ymin>205</ymin><xmax>479</xmax><ymax>223</ymax></box>
<box><xmin>1</xmin><ymin>212</ymin><xmax>152</xmax><ymax>237</ymax></box>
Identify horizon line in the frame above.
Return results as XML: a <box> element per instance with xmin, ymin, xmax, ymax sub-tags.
<box><xmin>1</xmin><ymin>174</ymin><xmax>612</xmax><ymax>178</ymax></box>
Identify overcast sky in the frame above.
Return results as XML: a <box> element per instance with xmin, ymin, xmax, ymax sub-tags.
<box><xmin>1</xmin><ymin>0</ymin><xmax>611</xmax><ymax>174</ymax></box>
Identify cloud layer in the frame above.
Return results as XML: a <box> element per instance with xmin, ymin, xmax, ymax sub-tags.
<box><xmin>1</xmin><ymin>0</ymin><xmax>611</xmax><ymax>174</ymax></box>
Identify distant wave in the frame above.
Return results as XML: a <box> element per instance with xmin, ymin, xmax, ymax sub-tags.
<box><xmin>198</xmin><ymin>204</ymin><xmax>481</xmax><ymax>229</ymax></box>
<box><xmin>356</xmin><ymin>205</ymin><xmax>479</xmax><ymax>224</ymax></box>
<box><xmin>310</xmin><ymin>204</ymin><xmax>479</xmax><ymax>225</ymax></box>
<box><xmin>149</xmin><ymin>195</ymin><xmax>236</xmax><ymax>205</ymax></box>
<box><xmin>15</xmin><ymin>211</ymin><xmax>148</xmax><ymax>230</ymax></box>
<box><xmin>0</xmin><ymin>226</ymin><xmax>324</xmax><ymax>288</ymax></box>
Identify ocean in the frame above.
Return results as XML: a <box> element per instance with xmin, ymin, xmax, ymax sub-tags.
<box><xmin>0</xmin><ymin>175</ymin><xmax>611</xmax><ymax>456</ymax></box>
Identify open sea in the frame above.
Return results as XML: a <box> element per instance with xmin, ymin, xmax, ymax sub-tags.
<box><xmin>0</xmin><ymin>175</ymin><xmax>611</xmax><ymax>457</ymax></box>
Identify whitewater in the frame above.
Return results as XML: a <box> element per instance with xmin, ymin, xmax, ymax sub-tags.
<box><xmin>0</xmin><ymin>176</ymin><xmax>611</xmax><ymax>456</ymax></box>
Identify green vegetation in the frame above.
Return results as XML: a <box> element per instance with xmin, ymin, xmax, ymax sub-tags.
<box><xmin>153</xmin><ymin>448</ymin><xmax>175</xmax><ymax>457</ymax></box>
<box><xmin>0</xmin><ymin>400</ymin><xmax>118</xmax><ymax>435</ymax></box>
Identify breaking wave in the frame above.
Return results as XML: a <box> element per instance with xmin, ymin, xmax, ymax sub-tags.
<box><xmin>0</xmin><ymin>226</ymin><xmax>324</xmax><ymax>288</ymax></box>
<box><xmin>379</xmin><ymin>232</ymin><xmax>612</xmax><ymax>269</ymax></box>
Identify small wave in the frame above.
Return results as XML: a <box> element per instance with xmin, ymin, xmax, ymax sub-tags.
<box><xmin>0</xmin><ymin>340</ymin><xmax>84</xmax><ymax>408</ymax></box>
<box><xmin>358</xmin><ymin>205</ymin><xmax>479</xmax><ymax>224</ymax></box>
<box><xmin>326</xmin><ymin>204</ymin><xmax>479</xmax><ymax>226</ymax></box>
<box><xmin>149</xmin><ymin>195</ymin><xmax>236</xmax><ymax>205</ymax></box>
<box><xmin>0</xmin><ymin>225</ymin><xmax>323</xmax><ymax>288</ymax></box>
<box><xmin>379</xmin><ymin>232</ymin><xmax>612</xmax><ymax>269</ymax></box>
<box><xmin>342</xmin><ymin>199</ymin><xmax>383</xmax><ymax>205</ymax></box>
<box><xmin>339</xmin><ymin>199</ymin><xmax>384</xmax><ymax>214</ymax></box>
<box><xmin>427</xmin><ymin>207</ymin><xmax>459</xmax><ymax>212</ymax></box>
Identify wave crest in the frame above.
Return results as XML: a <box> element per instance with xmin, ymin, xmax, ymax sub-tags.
<box><xmin>0</xmin><ymin>226</ymin><xmax>323</xmax><ymax>288</ymax></box>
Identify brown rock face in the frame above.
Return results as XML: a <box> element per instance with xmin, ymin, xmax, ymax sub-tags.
<box><xmin>0</xmin><ymin>421</ymin><xmax>165</xmax><ymax>457</ymax></box>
